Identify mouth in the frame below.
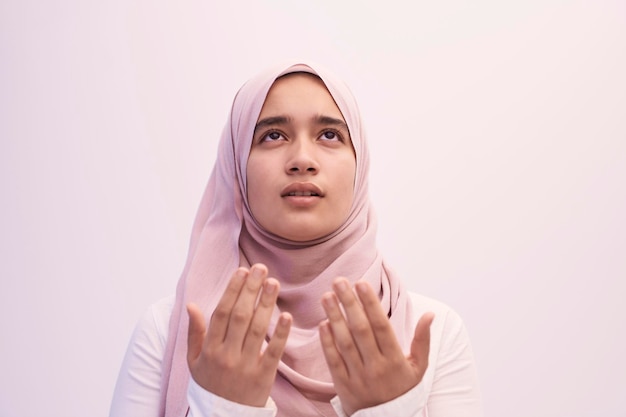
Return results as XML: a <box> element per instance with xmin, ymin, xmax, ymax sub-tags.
<box><xmin>281</xmin><ymin>182</ymin><xmax>324</xmax><ymax>198</ymax></box>
<box><xmin>285</xmin><ymin>191</ymin><xmax>320</xmax><ymax>197</ymax></box>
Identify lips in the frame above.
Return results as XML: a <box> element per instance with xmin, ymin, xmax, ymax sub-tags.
<box><xmin>281</xmin><ymin>182</ymin><xmax>324</xmax><ymax>198</ymax></box>
<box><xmin>286</xmin><ymin>191</ymin><xmax>319</xmax><ymax>196</ymax></box>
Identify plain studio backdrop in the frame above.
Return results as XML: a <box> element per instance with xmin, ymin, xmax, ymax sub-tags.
<box><xmin>1</xmin><ymin>0</ymin><xmax>625</xmax><ymax>416</ymax></box>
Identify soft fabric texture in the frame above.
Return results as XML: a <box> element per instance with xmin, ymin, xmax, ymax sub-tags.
<box><xmin>159</xmin><ymin>61</ymin><xmax>415</xmax><ymax>417</ymax></box>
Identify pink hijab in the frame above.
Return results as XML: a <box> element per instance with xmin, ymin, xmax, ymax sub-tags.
<box><xmin>160</xmin><ymin>61</ymin><xmax>415</xmax><ymax>416</ymax></box>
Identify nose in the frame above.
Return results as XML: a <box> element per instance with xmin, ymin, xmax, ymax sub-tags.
<box><xmin>286</xmin><ymin>139</ymin><xmax>319</xmax><ymax>175</ymax></box>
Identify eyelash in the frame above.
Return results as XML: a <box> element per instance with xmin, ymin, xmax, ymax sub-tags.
<box><xmin>262</xmin><ymin>131</ymin><xmax>284</xmax><ymax>142</ymax></box>
<box><xmin>259</xmin><ymin>129</ymin><xmax>344</xmax><ymax>143</ymax></box>
<box><xmin>319</xmin><ymin>129</ymin><xmax>343</xmax><ymax>142</ymax></box>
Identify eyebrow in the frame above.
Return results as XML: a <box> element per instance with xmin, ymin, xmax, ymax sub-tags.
<box><xmin>253</xmin><ymin>115</ymin><xmax>349</xmax><ymax>135</ymax></box>
<box><xmin>254</xmin><ymin>116</ymin><xmax>290</xmax><ymax>134</ymax></box>
<box><xmin>316</xmin><ymin>115</ymin><xmax>349</xmax><ymax>133</ymax></box>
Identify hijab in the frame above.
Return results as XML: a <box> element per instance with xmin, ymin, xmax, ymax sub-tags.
<box><xmin>159</xmin><ymin>61</ymin><xmax>415</xmax><ymax>416</ymax></box>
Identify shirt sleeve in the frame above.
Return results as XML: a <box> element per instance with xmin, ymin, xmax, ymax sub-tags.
<box><xmin>109</xmin><ymin>298</ymin><xmax>171</xmax><ymax>417</ymax></box>
<box><xmin>330</xmin><ymin>381</ymin><xmax>427</xmax><ymax>417</ymax></box>
<box><xmin>187</xmin><ymin>377</ymin><xmax>277</xmax><ymax>417</ymax></box>
<box><xmin>426</xmin><ymin>308</ymin><xmax>483</xmax><ymax>417</ymax></box>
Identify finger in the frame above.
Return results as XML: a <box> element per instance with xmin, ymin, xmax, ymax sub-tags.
<box><xmin>260</xmin><ymin>312</ymin><xmax>292</xmax><ymax>372</ymax></box>
<box><xmin>242</xmin><ymin>278</ymin><xmax>280</xmax><ymax>357</ymax></box>
<box><xmin>410</xmin><ymin>312</ymin><xmax>435</xmax><ymax>369</ymax></box>
<box><xmin>186</xmin><ymin>302</ymin><xmax>207</xmax><ymax>365</ymax></box>
<box><xmin>207</xmin><ymin>267</ymin><xmax>248</xmax><ymax>347</ymax></box>
<box><xmin>332</xmin><ymin>278</ymin><xmax>379</xmax><ymax>360</ymax></box>
<box><xmin>319</xmin><ymin>320</ymin><xmax>349</xmax><ymax>382</ymax></box>
<box><xmin>224</xmin><ymin>264</ymin><xmax>268</xmax><ymax>349</ymax></box>
<box><xmin>322</xmin><ymin>292</ymin><xmax>363</xmax><ymax>373</ymax></box>
<box><xmin>355</xmin><ymin>281</ymin><xmax>403</xmax><ymax>356</ymax></box>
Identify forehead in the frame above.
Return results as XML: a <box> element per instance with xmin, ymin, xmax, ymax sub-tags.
<box><xmin>259</xmin><ymin>72</ymin><xmax>345</xmax><ymax>119</ymax></box>
<box><xmin>269</xmin><ymin>72</ymin><xmax>328</xmax><ymax>95</ymax></box>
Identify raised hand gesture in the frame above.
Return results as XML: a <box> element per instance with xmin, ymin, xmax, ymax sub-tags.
<box><xmin>186</xmin><ymin>264</ymin><xmax>292</xmax><ymax>407</ymax></box>
<box><xmin>319</xmin><ymin>278</ymin><xmax>434</xmax><ymax>416</ymax></box>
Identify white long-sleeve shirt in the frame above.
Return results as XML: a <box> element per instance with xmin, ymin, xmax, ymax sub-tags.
<box><xmin>109</xmin><ymin>293</ymin><xmax>483</xmax><ymax>417</ymax></box>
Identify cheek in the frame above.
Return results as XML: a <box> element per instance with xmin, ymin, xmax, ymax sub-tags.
<box><xmin>246</xmin><ymin>154</ymin><xmax>279</xmax><ymax>224</ymax></box>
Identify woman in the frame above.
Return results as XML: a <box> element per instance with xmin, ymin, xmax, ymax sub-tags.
<box><xmin>110</xmin><ymin>61</ymin><xmax>483</xmax><ymax>417</ymax></box>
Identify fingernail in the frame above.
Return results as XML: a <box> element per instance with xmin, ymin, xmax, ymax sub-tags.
<box><xmin>319</xmin><ymin>321</ymin><xmax>329</xmax><ymax>334</ymax></box>
<box><xmin>336</xmin><ymin>279</ymin><xmax>349</xmax><ymax>292</ymax></box>
<box><xmin>279</xmin><ymin>313</ymin><xmax>291</xmax><ymax>326</ymax></box>
<box><xmin>355</xmin><ymin>282</ymin><xmax>368</xmax><ymax>294</ymax></box>
<box><xmin>251</xmin><ymin>265</ymin><xmax>264</xmax><ymax>279</ymax></box>
<box><xmin>322</xmin><ymin>293</ymin><xmax>335</xmax><ymax>308</ymax></box>
<box><xmin>265</xmin><ymin>280</ymin><xmax>277</xmax><ymax>294</ymax></box>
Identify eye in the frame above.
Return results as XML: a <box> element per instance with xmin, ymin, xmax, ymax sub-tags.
<box><xmin>261</xmin><ymin>131</ymin><xmax>285</xmax><ymax>142</ymax></box>
<box><xmin>319</xmin><ymin>130</ymin><xmax>341</xmax><ymax>142</ymax></box>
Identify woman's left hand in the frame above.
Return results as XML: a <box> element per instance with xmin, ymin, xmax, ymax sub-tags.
<box><xmin>319</xmin><ymin>278</ymin><xmax>435</xmax><ymax>416</ymax></box>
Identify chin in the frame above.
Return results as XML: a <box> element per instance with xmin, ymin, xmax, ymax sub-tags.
<box><xmin>275</xmin><ymin>226</ymin><xmax>331</xmax><ymax>242</ymax></box>
<box><xmin>263</xmin><ymin>216</ymin><xmax>342</xmax><ymax>242</ymax></box>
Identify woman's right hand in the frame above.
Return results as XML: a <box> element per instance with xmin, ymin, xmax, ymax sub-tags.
<box><xmin>186</xmin><ymin>264</ymin><xmax>292</xmax><ymax>407</ymax></box>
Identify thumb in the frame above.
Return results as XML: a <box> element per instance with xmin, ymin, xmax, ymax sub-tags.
<box><xmin>409</xmin><ymin>312</ymin><xmax>435</xmax><ymax>370</ymax></box>
<box><xmin>186</xmin><ymin>302</ymin><xmax>207</xmax><ymax>365</ymax></box>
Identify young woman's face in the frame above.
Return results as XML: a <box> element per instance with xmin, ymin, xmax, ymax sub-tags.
<box><xmin>247</xmin><ymin>73</ymin><xmax>356</xmax><ymax>242</ymax></box>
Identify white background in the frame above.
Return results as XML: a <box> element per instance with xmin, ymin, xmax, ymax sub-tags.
<box><xmin>1</xmin><ymin>0</ymin><xmax>625</xmax><ymax>416</ymax></box>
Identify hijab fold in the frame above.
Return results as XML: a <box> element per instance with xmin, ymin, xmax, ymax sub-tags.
<box><xmin>159</xmin><ymin>61</ymin><xmax>414</xmax><ymax>417</ymax></box>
